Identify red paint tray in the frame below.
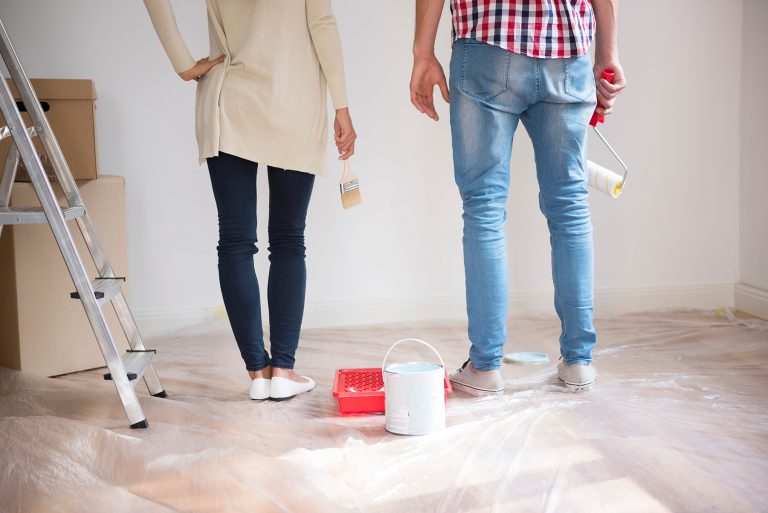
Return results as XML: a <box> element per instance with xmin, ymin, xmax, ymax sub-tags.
<box><xmin>332</xmin><ymin>367</ymin><xmax>452</xmax><ymax>415</ymax></box>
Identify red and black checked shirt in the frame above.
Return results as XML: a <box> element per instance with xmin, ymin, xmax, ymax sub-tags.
<box><xmin>450</xmin><ymin>0</ymin><xmax>595</xmax><ymax>58</ymax></box>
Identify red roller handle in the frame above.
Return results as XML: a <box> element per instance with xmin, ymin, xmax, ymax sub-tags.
<box><xmin>589</xmin><ymin>70</ymin><xmax>615</xmax><ymax>127</ymax></box>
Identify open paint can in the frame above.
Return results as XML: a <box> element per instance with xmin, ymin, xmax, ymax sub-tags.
<box><xmin>382</xmin><ymin>338</ymin><xmax>446</xmax><ymax>436</ymax></box>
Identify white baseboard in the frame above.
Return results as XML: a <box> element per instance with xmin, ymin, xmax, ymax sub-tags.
<box><xmin>303</xmin><ymin>295</ymin><xmax>467</xmax><ymax>329</ymax></box>
<box><xmin>133</xmin><ymin>283</ymin><xmax>736</xmax><ymax>333</ymax></box>
<box><xmin>304</xmin><ymin>283</ymin><xmax>735</xmax><ymax>328</ymax></box>
<box><xmin>133</xmin><ymin>306</ymin><xmax>223</xmax><ymax>337</ymax></box>
<box><xmin>593</xmin><ymin>283</ymin><xmax>735</xmax><ymax>316</ymax></box>
<box><xmin>734</xmin><ymin>282</ymin><xmax>768</xmax><ymax>320</ymax></box>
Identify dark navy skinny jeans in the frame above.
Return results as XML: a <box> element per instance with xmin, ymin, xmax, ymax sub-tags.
<box><xmin>207</xmin><ymin>152</ymin><xmax>315</xmax><ymax>371</ymax></box>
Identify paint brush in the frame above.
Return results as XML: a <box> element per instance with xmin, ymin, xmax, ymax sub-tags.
<box><xmin>339</xmin><ymin>159</ymin><xmax>361</xmax><ymax>209</ymax></box>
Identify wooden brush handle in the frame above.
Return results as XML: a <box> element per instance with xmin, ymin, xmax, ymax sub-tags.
<box><xmin>340</xmin><ymin>159</ymin><xmax>356</xmax><ymax>184</ymax></box>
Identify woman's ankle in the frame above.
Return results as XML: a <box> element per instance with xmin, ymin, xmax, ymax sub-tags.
<box><xmin>248</xmin><ymin>366</ymin><xmax>272</xmax><ymax>380</ymax></box>
<box><xmin>272</xmin><ymin>367</ymin><xmax>308</xmax><ymax>383</ymax></box>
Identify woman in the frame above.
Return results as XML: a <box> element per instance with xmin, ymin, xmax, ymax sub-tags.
<box><xmin>144</xmin><ymin>0</ymin><xmax>356</xmax><ymax>400</ymax></box>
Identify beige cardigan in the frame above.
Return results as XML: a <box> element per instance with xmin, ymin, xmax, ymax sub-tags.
<box><xmin>144</xmin><ymin>0</ymin><xmax>349</xmax><ymax>175</ymax></box>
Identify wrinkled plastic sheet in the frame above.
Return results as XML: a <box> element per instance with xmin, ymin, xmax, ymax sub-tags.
<box><xmin>1</xmin><ymin>309</ymin><xmax>767</xmax><ymax>513</ymax></box>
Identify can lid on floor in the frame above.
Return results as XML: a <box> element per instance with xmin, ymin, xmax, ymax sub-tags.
<box><xmin>502</xmin><ymin>352</ymin><xmax>550</xmax><ymax>364</ymax></box>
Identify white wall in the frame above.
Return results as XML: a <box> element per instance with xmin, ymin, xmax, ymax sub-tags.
<box><xmin>736</xmin><ymin>0</ymin><xmax>768</xmax><ymax>319</ymax></box>
<box><xmin>0</xmin><ymin>1</ymin><xmax>742</xmax><ymax>332</ymax></box>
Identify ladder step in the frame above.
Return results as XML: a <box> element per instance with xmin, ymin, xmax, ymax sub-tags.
<box><xmin>0</xmin><ymin>124</ymin><xmax>37</xmax><ymax>142</ymax></box>
<box><xmin>70</xmin><ymin>277</ymin><xmax>125</xmax><ymax>304</ymax></box>
<box><xmin>0</xmin><ymin>206</ymin><xmax>84</xmax><ymax>225</ymax></box>
<box><xmin>103</xmin><ymin>350</ymin><xmax>156</xmax><ymax>383</ymax></box>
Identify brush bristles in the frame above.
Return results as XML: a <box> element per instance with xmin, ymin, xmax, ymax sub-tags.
<box><xmin>341</xmin><ymin>187</ymin><xmax>362</xmax><ymax>209</ymax></box>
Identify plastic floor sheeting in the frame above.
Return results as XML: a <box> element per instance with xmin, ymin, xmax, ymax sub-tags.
<box><xmin>1</xmin><ymin>309</ymin><xmax>767</xmax><ymax>513</ymax></box>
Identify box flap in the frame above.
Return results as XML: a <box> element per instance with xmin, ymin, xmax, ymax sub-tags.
<box><xmin>4</xmin><ymin>78</ymin><xmax>97</xmax><ymax>101</ymax></box>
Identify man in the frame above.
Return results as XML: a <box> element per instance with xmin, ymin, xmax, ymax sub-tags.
<box><xmin>410</xmin><ymin>0</ymin><xmax>625</xmax><ymax>394</ymax></box>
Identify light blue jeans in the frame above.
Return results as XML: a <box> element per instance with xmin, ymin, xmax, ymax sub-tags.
<box><xmin>449</xmin><ymin>39</ymin><xmax>598</xmax><ymax>370</ymax></box>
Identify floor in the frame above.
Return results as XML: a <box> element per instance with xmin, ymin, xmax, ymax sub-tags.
<box><xmin>1</xmin><ymin>309</ymin><xmax>767</xmax><ymax>513</ymax></box>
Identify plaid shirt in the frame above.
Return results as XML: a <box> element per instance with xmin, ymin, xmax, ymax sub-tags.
<box><xmin>450</xmin><ymin>0</ymin><xmax>595</xmax><ymax>58</ymax></box>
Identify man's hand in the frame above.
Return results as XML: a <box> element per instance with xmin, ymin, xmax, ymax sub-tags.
<box><xmin>179</xmin><ymin>55</ymin><xmax>225</xmax><ymax>82</ymax></box>
<box><xmin>334</xmin><ymin>108</ymin><xmax>357</xmax><ymax>160</ymax></box>
<box><xmin>593</xmin><ymin>60</ymin><xmax>626</xmax><ymax>117</ymax></box>
<box><xmin>410</xmin><ymin>54</ymin><xmax>450</xmax><ymax>121</ymax></box>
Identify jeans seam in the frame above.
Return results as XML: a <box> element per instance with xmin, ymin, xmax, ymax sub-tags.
<box><xmin>502</xmin><ymin>50</ymin><xmax>511</xmax><ymax>97</ymax></box>
<box><xmin>461</xmin><ymin>41</ymin><xmax>467</xmax><ymax>95</ymax></box>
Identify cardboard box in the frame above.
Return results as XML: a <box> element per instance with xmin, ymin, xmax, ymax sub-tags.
<box><xmin>0</xmin><ymin>176</ymin><xmax>130</xmax><ymax>376</ymax></box>
<box><xmin>0</xmin><ymin>78</ymin><xmax>99</xmax><ymax>181</ymax></box>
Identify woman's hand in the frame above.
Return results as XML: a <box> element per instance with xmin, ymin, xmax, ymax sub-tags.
<box><xmin>178</xmin><ymin>55</ymin><xmax>226</xmax><ymax>82</ymax></box>
<box><xmin>334</xmin><ymin>108</ymin><xmax>357</xmax><ymax>160</ymax></box>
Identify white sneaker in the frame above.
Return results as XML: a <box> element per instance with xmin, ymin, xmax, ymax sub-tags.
<box><xmin>557</xmin><ymin>359</ymin><xmax>597</xmax><ymax>391</ymax></box>
<box><xmin>249</xmin><ymin>378</ymin><xmax>271</xmax><ymax>400</ymax></box>
<box><xmin>449</xmin><ymin>359</ymin><xmax>504</xmax><ymax>396</ymax></box>
<box><xmin>270</xmin><ymin>376</ymin><xmax>315</xmax><ymax>400</ymax></box>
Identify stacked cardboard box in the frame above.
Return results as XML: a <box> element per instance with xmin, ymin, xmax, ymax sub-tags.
<box><xmin>0</xmin><ymin>78</ymin><xmax>98</xmax><ymax>181</ymax></box>
<box><xmin>0</xmin><ymin>79</ymin><xmax>130</xmax><ymax>376</ymax></box>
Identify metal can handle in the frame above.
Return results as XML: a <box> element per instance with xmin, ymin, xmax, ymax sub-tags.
<box><xmin>381</xmin><ymin>338</ymin><xmax>446</xmax><ymax>380</ymax></box>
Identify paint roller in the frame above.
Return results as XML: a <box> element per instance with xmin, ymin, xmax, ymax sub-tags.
<box><xmin>587</xmin><ymin>70</ymin><xmax>628</xmax><ymax>199</ymax></box>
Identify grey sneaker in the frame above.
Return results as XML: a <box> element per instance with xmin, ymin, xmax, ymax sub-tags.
<box><xmin>449</xmin><ymin>360</ymin><xmax>504</xmax><ymax>396</ymax></box>
<box><xmin>557</xmin><ymin>359</ymin><xmax>597</xmax><ymax>391</ymax></box>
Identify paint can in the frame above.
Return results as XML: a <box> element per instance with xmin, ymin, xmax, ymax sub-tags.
<box><xmin>382</xmin><ymin>338</ymin><xmax>446</xmax><ymax>436</ymax></box>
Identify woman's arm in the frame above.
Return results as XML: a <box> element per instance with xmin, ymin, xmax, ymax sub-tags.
<box><xmin>305</xmin><ymin>0</ymin><xmax>348</xmax><ymax>110</ymax></box>
<box><xmin>306</xmin><ymin>0</ymin><xmax>355</xmax><ymax>159</ymax></box>
<box><xmin>145</xmin><ymin>0</ymin><xmax>223</xmax><ymax>82</ymax></box>
<box><xmin>144</xmin><ymin>0</ymin><xmax>197</xmax><ymax>74</ymax></box>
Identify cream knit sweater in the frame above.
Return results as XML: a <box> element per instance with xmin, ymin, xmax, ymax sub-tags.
<box><xmin>144</xmin><ymin>0</ymin><xmax>349</xmax><ymax>175</ymax></box>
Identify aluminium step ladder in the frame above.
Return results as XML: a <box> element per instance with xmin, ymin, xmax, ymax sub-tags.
<box><xmin>0</xmin><ymin>17</ymin><xmax>165</xmax><ymax>429</ymax></box>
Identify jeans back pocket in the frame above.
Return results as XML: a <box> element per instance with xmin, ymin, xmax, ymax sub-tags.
<box><xmin>459</xmin><ymin>39</ymin><xmax>510</xmax><ymax>102</ymax></box>
<box><xmin>563</xmin><ymin>54</ymin><xmax>596</xmax><ymax>102</ymax></box>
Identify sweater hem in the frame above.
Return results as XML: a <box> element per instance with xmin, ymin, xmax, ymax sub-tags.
<box><xmin>199</xmin><ymin>146</ymin><xmax>326</xmax><ymax>177</ymax></box>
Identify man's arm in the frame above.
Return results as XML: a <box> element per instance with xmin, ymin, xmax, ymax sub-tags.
<box><xmin>591</xmin><ymin>0</ymin><xmax>626</xmax><ymax>116</ymax></box>
<box><xmin>410</xmin><ymin>0</ymin><xmax>450</xmax><ymax>121</ymax></box>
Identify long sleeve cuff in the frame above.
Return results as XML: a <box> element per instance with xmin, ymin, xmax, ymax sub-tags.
<box><xmin>327</xmin><ymin>73</ymin><xmax>349</xmax><ymax>110</ymax></box>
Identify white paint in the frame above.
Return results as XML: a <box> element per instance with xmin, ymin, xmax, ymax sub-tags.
<box><xmin>737</xmin><ymin>0</ymin><xmax>768</xmax><ymax>319</ymax></box>
<box><xmin>0</xmin><ymin>1</ymin><xmax>744</xmax><ymax>331</ymax></box>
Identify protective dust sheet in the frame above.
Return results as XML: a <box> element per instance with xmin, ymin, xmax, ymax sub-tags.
<box><xmin>1</xmin><ymin>309</ymin><xmax>767</xmax><ymax>513</ymax></box>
